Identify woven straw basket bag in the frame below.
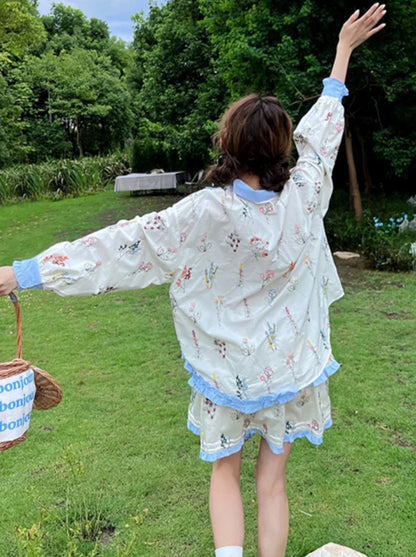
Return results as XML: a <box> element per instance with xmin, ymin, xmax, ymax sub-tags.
<box><xmin>0</xmin><ymin>293</ymin><xmax>62</xmax><ymax>452</ymax></box>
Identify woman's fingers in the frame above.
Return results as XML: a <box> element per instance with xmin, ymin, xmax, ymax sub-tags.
<box><xmin>359</xmin><ymin>3</ymin><xmax>386</xmax><ymax>30</ymax></box>
<box><xmin>367</xmin><ymin>21</ymin><xmax>387</xmax><ymax>38</ymax></box>
<box><xmin>340</xmin><ymin>3</ymin><xmax>387</xmax><ymax>48</ymax></box>
<box><xmin>347</xmin><ymin>9</ymin><xmax>361</xmax><ymax>24</ymax></box>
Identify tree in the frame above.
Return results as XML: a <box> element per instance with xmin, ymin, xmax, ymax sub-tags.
<box><xmin>0</xmin><ymin>0</ymin><xmax>46</xmax><ymax>166</ymax></box>
<box><xmin>0</xmin><ymin>3</ymin><xmax>134</xmax><ymax>164</ymax></box>
<box><xmin>21</xmin><ymin>48</ymin><xmax>133</xmax><ymax>158</ymax></box>
<box><xmin>0</xmin><ymin>0</ymin><xmax>45</xmax><ymax>65</ymax></box>
<box><xmin>130</xmin><ymin>0</ymin><xmax>226</xmax><ymax>171</ymax></box>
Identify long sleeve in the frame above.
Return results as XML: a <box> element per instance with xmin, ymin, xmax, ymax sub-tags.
<box><xmin>13</xmin><ymin>179</ymin><xmax>344</xmax><ymax>409</ymax></box>
<box><xmin>13</xmin><ymin>192</ymin><xmax>202</xmax><ymax>296</ymax></box>
<box><xmin>291</xmin><ymin>79</ymin><xmax>347</xmax><ymax>217</ymax></box>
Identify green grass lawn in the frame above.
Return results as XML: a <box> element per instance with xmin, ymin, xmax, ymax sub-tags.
<box><xmin>1</xmin><ymin>189</ymin><xmax>415</xmax><ymax>556</ymax></box>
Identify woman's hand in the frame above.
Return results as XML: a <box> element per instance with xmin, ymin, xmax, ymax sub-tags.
<box><xmin>339</xmin><ymin>3</ymin><xmax>387</xmax><ymax>51</ymax></box>
<box><xmin>0</xmin><ymin>266</ymin><xmax>18</xmax><ymax>296</ymax></box>
<box><xmin>330</xmin><ymin>3</ymin><xmax>387</xmax><ymax>84</ymax></box>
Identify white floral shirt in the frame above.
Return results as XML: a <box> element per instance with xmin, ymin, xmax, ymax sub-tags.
<box><xmin>14</xmin><ymin>83</ymin><xmax>347</xmax><ymax>413</ymax></box>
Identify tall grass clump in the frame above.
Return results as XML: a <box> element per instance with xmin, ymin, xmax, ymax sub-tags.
<box><xmin>0</xmin><ymin>153</ymin><xmax>131</xmax><ymax>204</ymax></box>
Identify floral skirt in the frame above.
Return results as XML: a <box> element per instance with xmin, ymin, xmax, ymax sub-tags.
<box><xmin>187</xmin><ymin>381</ymin><xmax>332</xmax><ymax>462</ymax></box>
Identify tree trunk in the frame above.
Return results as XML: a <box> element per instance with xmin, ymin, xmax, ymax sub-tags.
<box><xmin>76</xmin><ymin>116</ymin><xmax>84</xmax><ymax>157</ymax></box>
<box><xmin>354</xmin><ymin>122</ymin><xmax>373</xmax><ymax>206</ymax></box>
<box><xmin>344</xmin><ymin>116</ymin><xmax>362</xmax><ymax>221</ymax></box>
<box><xmin>47</xmin><ymin>87</ymin><xmax>52</xmax><ymax>123</ymax></box>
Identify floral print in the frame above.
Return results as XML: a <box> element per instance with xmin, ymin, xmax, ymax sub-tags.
<box><xmin>204</xmin><ymin>262</ymin><xmax>218</xmax><ymax>288</ymax></box>
<box><xmin>226</xmin><ymin>232</ymin><xmax>241</xmax><ymax>252</ymax></box>
<box><xmin>176</xmin><ymin>265</ymin><xmax>192</xmax><ymax>290</ymax></box>
<box><xmin>41</xmin><ymin>255</ymin><xmax>68</xmax><ymax>266</ymax></box>
<box><xmin>188</xmin><ymin>381</ymin><xmax>331</xmax><ymax>462</ymax></box>
<box><xmin>249</xmin><ymin>236</ymin><xmax>269</xmax><ymax>259</ymax></box>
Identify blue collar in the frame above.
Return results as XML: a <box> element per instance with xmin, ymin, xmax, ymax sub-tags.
<box><xmin>232</xmin><ymin>179</ymin><xmax>277</xmax><ymax>202</ymax></box>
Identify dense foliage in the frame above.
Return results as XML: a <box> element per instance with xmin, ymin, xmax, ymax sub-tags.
<box><xmin>0</xmin><ymin>0</ymin><xmax>415</xmax><ymax>198</ymax></box>
<box><xmin>130</xmin><ymin>0</ymin><xmax>226</xmax><ymax>172</ymax></box>
<box><xmin>0</xmin><ymin>2</ymin><xmax>133</xmax><ymax>165</ymax></box>
<box><xmin>132</xmin><ymin>0</ymin><xmax>416</xmax><ymax>196</ymax></box>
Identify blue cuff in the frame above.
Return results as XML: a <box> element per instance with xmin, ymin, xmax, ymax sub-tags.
<box><xmin>13</xmin><ymin>258</ymin><xmax>43</xmax><ymax>290</ymax></box>
<box><xmin>322</xmin><ymin>77</ymin><xmax>349</xmax><ymax>101</ymax></box>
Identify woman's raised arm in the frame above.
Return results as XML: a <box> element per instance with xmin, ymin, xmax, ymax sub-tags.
<box><xmin>330</xmin><ymin>3</ymin><xmax>387</xmax><ymax>84</ymax></box>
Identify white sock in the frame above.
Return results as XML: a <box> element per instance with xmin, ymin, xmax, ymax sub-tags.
<box><xmin>215</xmin><ymin>546</ymin><xmax>243</xmax><ymax>557</ymax></box>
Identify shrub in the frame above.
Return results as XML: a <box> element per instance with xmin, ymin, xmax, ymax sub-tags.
<box><xmin>100</xmin><ymin>152</ymin><xmax>131</xmax><ymax>183</ymax></box>
<box><xmin>326</xmin><ymin>203</ymin><xmax>416</xmax><ymax>272</ymax></box>
<box><xmin>361</xmin><ymin>213</ymin><xmax>416</xmax><ymax>271</ymax></box>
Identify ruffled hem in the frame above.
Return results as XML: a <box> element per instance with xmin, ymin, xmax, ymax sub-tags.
<box><xmin>185</xmin><ymin>359</ymin><xmax>340</xmax><ymax>414</ymax></box>
<box><xmin>187</xmin><ymin>419</ymin><xmax>333</xmax><ymax>462</ymax></box>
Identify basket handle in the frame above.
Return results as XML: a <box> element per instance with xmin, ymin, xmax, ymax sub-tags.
<box><xmin>9</xmin><ymin>292</ymin><xmax>22</xmax><ymax>360</ymax></box>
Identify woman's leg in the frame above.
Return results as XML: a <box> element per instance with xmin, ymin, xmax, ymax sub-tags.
<box><xmin>210</xmin><ymin>449</ymin><xmax>244</xmax><ymax>550</ymax></box>
<box><xmin>255</xmin><ymin>439</ymin><xmax>292</xmax><ymax>557</ymax></box>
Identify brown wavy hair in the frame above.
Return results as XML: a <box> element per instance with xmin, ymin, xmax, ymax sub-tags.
<box><xmin>205</xmin><ymin>94</ymin><xmax>293</xmax><ymax>193</ymax></box>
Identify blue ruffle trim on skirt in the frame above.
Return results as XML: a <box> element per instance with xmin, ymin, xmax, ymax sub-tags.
<box><xmin>187</xmin><ymin>418</ymin><xmax>333</xmax><ymax>462</ymax></box>
<box><xmin>184</xmin><ymin>358</ymin><xmax>340</xmax><ymax>414</ymax></box>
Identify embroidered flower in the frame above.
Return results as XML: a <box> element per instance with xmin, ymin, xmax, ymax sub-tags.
<box><xmin>249</xmin><ymin>236</ymin><xmax>269</xmax><ymax>258</ymax></box>
<box><xmin>286</xmin><ymin>353</ymin><xmax>295</xmax><ymax>372</ymax></box>
<box><xmin>214</xmin><ymin>296</ymin><xmax>225</xmax><ymax>325</ymax></box>
<box><xmin>240</xmin><ymin>337</ymin><xmax>255</xmax><ymax>356</ymax></box>
<box><xmin>80</xmin><ymin>236</ymin><xmax>98</xmax><ymax>247</ymax></box>
<box><xmin>192</xmin><ymin>329</ymin><xmax>200</xmax><ymax>357</ymax></box>
<box><xmin>188</xmin><ymin>302</ymin><xmax>201</xmax><ymax>323</ymax></box>
<box><xmin>205</xmin><ymin>262</ymin><xmax>218</xmax><ymax>288</ymax></box>
<box><xmin>265</xmin><ymin>289</ymin><xmax>277</xmax><ymax>305</ymax></box>
<box><xmin>138</xmin><ymin>261</ymin><xmax>152</xmax><ymax>272</ymax></box>
<box><xmin>282</xmin><ymin>261</ymin><xmax>295</xmax><ymax>278</ymax></box>
<box><xmin>214</xmin><ymin>339</ymin><xmax>226</xmax><ymax>358</ymax></box>
<box><xmin>236</xmin><ymin>374</ymin><xmax>248</xmax><ymax>399</ymax></box>
<box><xmin>176</xmin><ymin>265</ymin><xmax>192</xmax><ymax>289</ymax></box>
<box><xmin>226</xmin><ymin>231</ymin><xmax>241</xmax><ymax>252</ymax></box>
<box><xmin>260</xmin><ymin>269</ymin><xmax>275</xmax><ymax>288</ymax></box>
<box><xmin>42</xmin><ymin>254</ymin><xmax>69</xmax><ymax>267</ymax></box>
<box><xmin>265</xmin><ymin>322</ymin><xmax>277</xmax><ymax>350</ymax></box>
<box><xmin>260</xmin><ymin>366</ymin><xmax>274</xmax><ymax>392</ymax></box>
<box><xmin>198</xmin><ymin>232</ymin><xmax>212</xmax><ymax>252</ymax></box>
<box><xmin>285</xmin><ymin>306</ymin><xmax>299</xmax><ymax>335</ymax></box>
<box><xmin>144</xmin><ymin>214</ymin><xmax>166</xmax><ymax>230</ymax></box>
